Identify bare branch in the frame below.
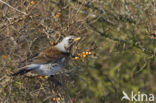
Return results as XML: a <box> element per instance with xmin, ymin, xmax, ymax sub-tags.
<box><xmin>0</xmin><ymin>0</ymin><xmax>27</xmax><ymax>15</ymax></box>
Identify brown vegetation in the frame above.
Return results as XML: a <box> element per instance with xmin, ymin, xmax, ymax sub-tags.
<box><xmin>0</xmin><ymin>0</ymin><xmax>155</xmax><ymax>103</ymax></box>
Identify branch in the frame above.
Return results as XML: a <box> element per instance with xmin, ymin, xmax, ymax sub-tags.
<box><xmin>0</xmin><ymin>0</ymin><xmax>27</xmax><ymax>15</ymax></box>
<box><xmin>72</xmin><ymin>0</ymin><xmax>136</xmax><ymax>24</ymax></box>
<box><xmin>88</xmin><ymin>24</ymin><xmax>155</xmax><ymax>56</ymax></box>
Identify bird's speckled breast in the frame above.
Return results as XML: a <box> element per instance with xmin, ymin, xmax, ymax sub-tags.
<box><xmin>35</xmin><ymin>57</ymin><xmax>66</xmax><ymax>77</ymax></box>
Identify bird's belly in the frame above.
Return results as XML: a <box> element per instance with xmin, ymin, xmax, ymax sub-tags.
<box><xmin>36</xmin><ymin>63</ymin><xmax>63</xmax><ymax>77</ymax></box>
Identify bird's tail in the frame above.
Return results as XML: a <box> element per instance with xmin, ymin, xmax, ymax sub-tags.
<box><xmin>11</xmin><ymin>64</ymin><xmax>39</xmax><ymax>76</ymax></box>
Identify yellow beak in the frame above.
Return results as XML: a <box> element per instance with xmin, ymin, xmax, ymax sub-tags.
<box><xmin>74</xmin><ymin>37</ymin><xmax>81</xmax><ymax>41</ymax></box>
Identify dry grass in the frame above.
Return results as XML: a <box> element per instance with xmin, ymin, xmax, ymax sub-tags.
<box><xmin>0</xmin><ymin>0</ymin><xmax>94</xmax><ymax>102</ymax></box>
<box><xmin>0</xmin><ymin>0</ymin><xmax>156</xmax><ymax>103</ymax></box>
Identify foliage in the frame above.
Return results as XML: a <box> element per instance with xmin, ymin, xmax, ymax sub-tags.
<box><xmin>0</xmin><ymin>0</ymin><xmax>155</xmax><ymax>103</ymax></box>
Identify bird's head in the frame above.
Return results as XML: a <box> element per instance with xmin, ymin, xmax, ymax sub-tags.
<box><xmin>55</xmin><ymin>36</ymin><xmax>81</xmax><ymax>53</ymax></box>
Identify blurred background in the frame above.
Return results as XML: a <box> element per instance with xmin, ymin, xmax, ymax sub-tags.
<box><xmin>0</xmin><ymin>0</ymin><xmax>156</xmax><ymax>103</ymax></box>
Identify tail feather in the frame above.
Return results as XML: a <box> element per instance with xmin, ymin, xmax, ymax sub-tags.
<box><xmin>12</xmin><ymin>64</ymin><xmax>40</xmax><ymax>76</ymax></box>
<box><xmin>11</xmin><ymin>68</ymin><xmax>33</xmax><ymax>76</ymax></box>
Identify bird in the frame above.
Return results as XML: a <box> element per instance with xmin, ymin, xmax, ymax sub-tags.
<box><xmin>12</xmin><ymin>36</ymin><xmax>81</xmax><ymax>77</ymax></box>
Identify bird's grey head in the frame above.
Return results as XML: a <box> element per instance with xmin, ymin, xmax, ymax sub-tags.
<box><xmin>55</xmin><ymin>36</ymin><xmax>80</xmax><ymax>53</ymax></box>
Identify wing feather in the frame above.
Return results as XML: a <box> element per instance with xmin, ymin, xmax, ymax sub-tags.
<box><xmin>32</xmin><ymin>47</ymin><xmax>69</xmax><ymax>64</ymax></box>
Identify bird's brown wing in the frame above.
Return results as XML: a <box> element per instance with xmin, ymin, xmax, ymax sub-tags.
<box><xmin>32</xmin><ymin>47</ymin><xmax>69</xmax><ymax>64</ymax></box>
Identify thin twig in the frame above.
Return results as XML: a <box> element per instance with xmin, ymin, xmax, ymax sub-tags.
<box><xmin>0</xmin><ymin>0</ymin><xmax>27</xmax><ymax>15</ymax></box>
<box><xmin>88</xmin><ymin>24</ymin><xmax>155</xmax><ymax>56</ymax></box>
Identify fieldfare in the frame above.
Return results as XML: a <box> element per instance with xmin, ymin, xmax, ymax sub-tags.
<box><xmin>12</xmin><ymin>36</ymin><xmax>80</xmax><ymax>77</ymax></box>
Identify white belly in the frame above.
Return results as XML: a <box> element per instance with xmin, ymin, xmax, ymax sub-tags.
<box><xmin>34</xmin><ymin>58</ymin><xmax>65</xmax><ymax>77</ymax></box>
<box><xmin>38</xmin><ymin>63</ymin><xmax>62</xmax><ymax>76</ymax></box>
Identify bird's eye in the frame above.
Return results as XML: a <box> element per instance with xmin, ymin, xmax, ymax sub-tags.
<box><xmin>68</xmin><ymin>38</ymin><xmax>74</xmax><ymax>43</ymax></box>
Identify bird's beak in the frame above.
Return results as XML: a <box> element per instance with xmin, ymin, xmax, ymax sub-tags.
<box><xmin>74</xmin><ymin>37</ymin><xmax>81</xmax><ymax>41</ymax></box>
